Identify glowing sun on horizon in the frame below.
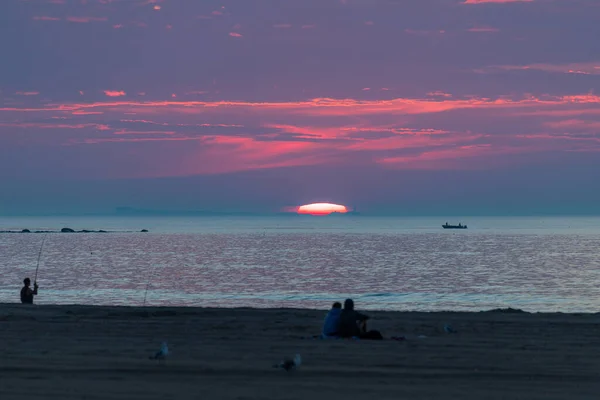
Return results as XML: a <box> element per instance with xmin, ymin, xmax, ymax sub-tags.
<box><xmin>297</xmin><ymin>203</ymin><xmax>348</xmax><ymax>216</ymax></box>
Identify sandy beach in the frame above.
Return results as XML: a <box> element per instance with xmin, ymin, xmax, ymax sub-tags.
<box><xmin>1</xmin><ymin>304</ymin><xmax>600</xmax><ymax>399</ymax></box>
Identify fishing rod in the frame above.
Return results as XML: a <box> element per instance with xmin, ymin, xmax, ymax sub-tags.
<box><xmin>33</xmin><ymin>233</ymin><xmax>48</xmax><ymax>284</ymax></box>
<box><xmin>142</xmin><ymin>276</ymin><xmax>151</xmax><ymax>306</ymax></box>
<box><xmin>142</xmin><ymin>262</ymin><xmax>158</xmax><ymax>307</ymax></box>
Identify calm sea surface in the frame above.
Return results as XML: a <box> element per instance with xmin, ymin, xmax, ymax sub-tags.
<box><xmin>1</xmin><ymin>216</ymin><xmax>599</xmax><ymax>312</ymax></box>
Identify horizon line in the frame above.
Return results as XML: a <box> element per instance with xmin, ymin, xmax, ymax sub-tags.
<box><xmin>1</xmin><ymin>211</ymin><xmax>599</xmax><ymax>217</ymax></box>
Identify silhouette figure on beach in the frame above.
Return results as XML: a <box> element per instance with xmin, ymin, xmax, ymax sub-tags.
<box><xmin>338</xmin><ymin>299</ymin><xmax>383</xmax><ymax>340</ymax></box>
<box><xmin>20</xmin><ymin>278</ymin><xmax>38</xmax><ymax>304</ymax></box>
<box><xmin>322</xmin><ymin>302</ymin><xmax>342</xmax><ymax>337</ymax></box>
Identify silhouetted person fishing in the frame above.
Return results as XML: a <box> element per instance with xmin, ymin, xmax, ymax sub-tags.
<box><xmin>23</xmin><ymin>234</ymin><xmax>47</xmax><ymax>305</ymax></box>
<box><xmin>21</xmin><ymin>278</ymin><xmax>38</xmax><ymax>304</ymax></box>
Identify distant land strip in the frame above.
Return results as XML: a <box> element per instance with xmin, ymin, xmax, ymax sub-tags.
<box><xmin>0</xmin><ymin>228</ymin><xmax>149</xmax><ymax>233</ymax></box>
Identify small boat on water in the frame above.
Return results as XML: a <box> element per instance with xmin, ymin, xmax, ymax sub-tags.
<box><xmin>442</xmin><ymin>222</ymin><xmax>467</xmax><ymax>229</ymax></box>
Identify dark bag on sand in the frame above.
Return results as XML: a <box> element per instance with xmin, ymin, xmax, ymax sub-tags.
<box><xmin>361</xmin><ymin>330</ymin><xmax>383</xmax><ymax>340</ymax></box>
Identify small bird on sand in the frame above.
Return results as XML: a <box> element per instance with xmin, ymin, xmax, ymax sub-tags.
<box><xmin>149</xmin><ymin>342</ymin><xmax>169</xmax><ymax>364</ymax></box>
<box><xmin>444</xmin><ymin>324</ymin><xmax>458</xmax><ymax>333</ymax></box>
<box><xmin>273</xmin><ymin>354</ymin><xmax>301</xmax><ymax>371</ymax></box>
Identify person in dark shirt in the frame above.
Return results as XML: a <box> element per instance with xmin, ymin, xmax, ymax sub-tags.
<box><xmin>338</xmin><ymin>298</ymin><xmax>382</xmax><ymax>340</ymax></box>
<box><xmin>20</xmin><ymin>278</ymin><xmax>38</xmax><ymax>304</ymax></box>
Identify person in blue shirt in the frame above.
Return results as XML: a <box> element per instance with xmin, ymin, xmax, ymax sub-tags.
<box><xmin>322</xmin><ymin>302</ymin><xmax>342</xmax><ymax>337</ymax></box>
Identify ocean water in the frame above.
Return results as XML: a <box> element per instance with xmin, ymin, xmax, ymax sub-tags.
<box><xmin>1</xmin><ymin>216</ymin><xmax>599</xmax><ymax>312</ymax></box>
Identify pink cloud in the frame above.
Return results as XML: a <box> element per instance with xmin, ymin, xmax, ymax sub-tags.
<box><xmin>229</xmin><ymin>32</ymin><xmax>243</xmax><ymax>37</ymax></box>
<box><xmin>71</xmin><ymin>111</ymin><xmax>104</xmax><ymax>115</ymax></box>
<box><xmin>32</xmin><ymin>16</ymin><xmax>60</xmax><ymax>21</ymax></box>
<box><xmin>263</xmin><ymin>124</ymin><xmax>465</xmax><ymax>154</ymax></box>
<box><xmin>0</xmin><ymin>122</ymin><xmax>110</xmax><ymax>130</ymax></box>
<box><xmin>345</xmin><ymin>131</ymin><xmax>481</xmax><ymax>152</ymax></box>
<box><xmin>376</xmin><ymin>142</ymin><xmax>562</xmax><ymax>170</ymax></box>
<box><xmin>69</xmin><ymin>134</ymin><xmax>328</xmax><ymax>176</ymax></box>
<box><xmin>191</xmin><ymin>136</ymin><xmax>326</xmax><ymax>174</ymax></box>
<box><xmin>519</xmin><ymin>108</ymin><xmax>600</xmax><ymax>117</ymax></box>
<box><xmin>514</xmin><ymin>133</ymin><xmax>600</xmax><ymax>145</ymax></box>
<box><xmin>103</xmin><ymin>90</ymin><xmax>126</xmax><ymax>97</ymax></box>
<box><xmin>66</xmin><ymin>16</ymin><xmax>108</xmax><ymax>23</ymax></box>
<box><xmin>263</xmin><ymin>124</ymin><xmax>343</xmax><ymax>140</ymax></box>
<box><xmin>341</xmin><ymin>127</ymin><xmax>448</xmax><ymax>136</ymax></box>
<box><xmin>544</xmin><ymin>119</ymin><xmax>600</xmax><ymax>131</ymax></box>
<box><xmin>480</xmin><ymin>61</ymin><xmax>600</xmax><ymax>75</ymax></box>
<box><xmin>11</xmin><ymin>93</ymin><xmax>599</xmax><ymax>119</ymax></box>
<box><xmin>380</xmin><ymin>144</ymin><xmax>493</xmax><ymax>167</ymax></box>
<box><xmin>118</xmin><ymin>119</ymin><xmax>243</xmax><ymax>129</ymax></box>
<box><xmin>467</xmin><ymin>26</ymin><xmax>500</xmax><ymax>32</ymax></box>
<box><xmin>3</xmin><ymin>92</ymin><xmax>599</xmax><ymax>177</ymax></box>
<box><xmin>404</xmin><ymin>29</ymin><xmax>446</xmax><ymax>36</ymax></box>
<box><xmin>462</xmin><ymin>0</ymin><xmax>533</xmax><ymax>3</ymax></box>
<box><xmin>427</xmin><ymin>91</ymin><xmax>452</xmax><ymax>98</ymax></box>
<box><xmin>71</xmin><ymin>137</ymin><xmax>203</xmax><ymax>145</ymax></box>
<box><xmin>273</xmin><ymin>24</ymin><xmax>292</xmax><ymax>29</ymax></box>
<box><xmin>186</xmin><ymin>91</ymin><xmax>209</xmax><ymax>95</ymax></box>
<box><xmin>15</xmin><ymin>91</ymin><xmax>40</xmax><ymax>96</ymax></box>
<box><xmin>113</xmin><ymin>129</ymin><xmax>175</xmax><ymax>135</ymax></box>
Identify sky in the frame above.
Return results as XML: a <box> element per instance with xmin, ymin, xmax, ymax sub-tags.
<box><xmin>1</xmin><ymin>0</ymin><xmax>599</xmax><ymax>215</ymax></box>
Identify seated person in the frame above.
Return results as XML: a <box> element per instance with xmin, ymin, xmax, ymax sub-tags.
<box><xmin>322</xmin><ymin>302</ymin><xmax>342</xmax><ymax>337</ymax></box>
<box><xmin>338</xmin><ymin>298</ymin><xmax>382</xmax><ymax>340</ymax></box>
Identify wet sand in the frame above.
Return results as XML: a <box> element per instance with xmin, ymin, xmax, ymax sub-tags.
<box><xmin>1</xmin><ymin>304</ymin><xmax>600</xmax><ymax>399</ymax></box>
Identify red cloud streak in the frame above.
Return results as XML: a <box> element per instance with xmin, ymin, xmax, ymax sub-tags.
<box><xmin>103</xmin><ymin>90</ymin><xmax>126</xmax><ymax>97</ymax></box>
<box><xmin>66</xmin><ymin>16</ymin><xmax>108</xmax><ymax>23</ymax></box>
<box><xmin>463</xmin><ymin>0</ymin><xmax>533</xmax><ymax>3</ymax></box>
<box><xmin>1</xmin><ymin>92</ymin><xmax>599</xmax><ymax>177</ymax></box>
<box><xmin>32</xmin><ymin>16</ymin><xmax>61</xmax><ymax>21</ymax></box>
